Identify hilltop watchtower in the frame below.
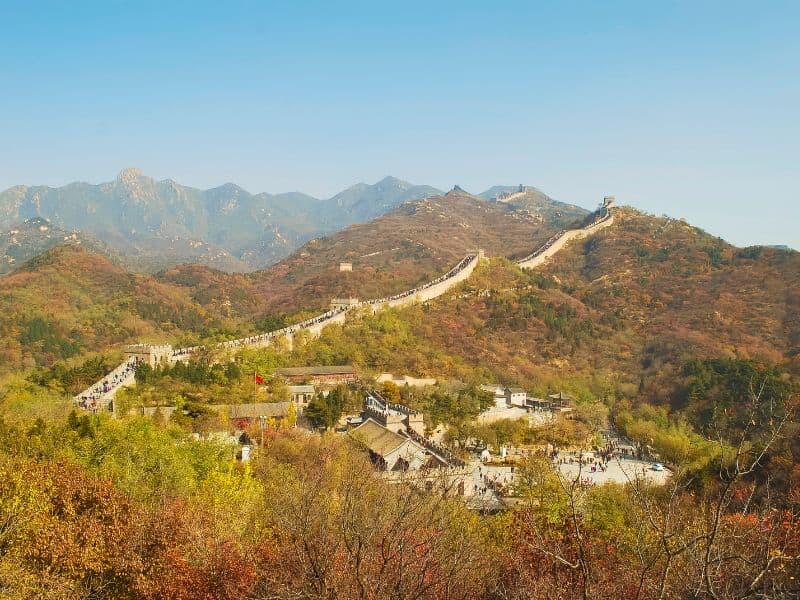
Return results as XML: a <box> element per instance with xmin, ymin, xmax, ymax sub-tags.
<box><xmin>603</xmin><ymin>196</ymin><xmax>616</xmax><ymax>208</ymax></box>
<box><xmin>125</xmin><ymin>344</ymin><xmax>173</xmax><ymax>368</ymax></box>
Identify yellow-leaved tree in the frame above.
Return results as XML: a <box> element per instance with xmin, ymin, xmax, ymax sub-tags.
<box><xmin>285</xmin><ymin>401</ymin><xmax>297</xmax><ymax>428</ymax></box>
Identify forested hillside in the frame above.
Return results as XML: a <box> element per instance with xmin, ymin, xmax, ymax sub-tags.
<box><xmin>0</xmin><ymin>189</ymin><xmax>559</xmax><ymax>372</ymax></box>
<box><xmin>0</xmin><ymin>246</ymin><xmax>232</xmax><ymax>371</ymax></box>
<box><xmin>2</xmin><ymin>204</ymin><xmax>800</xmax><ymax>599</ymax></box>
<box><xmin>269</xmin><ymin>209</ymin><xmax>799</xmax><ymax>401</ymax></box>
<box><xmin>540</xmin><ymin>209</ymin><xmax>800</xmax><ymax>391</ymax></box>
<box><xmin>160</xmin><ymin>190</ymin><xmax>563</xmax><ymax>315</ymax></box>
<box><xmin>3</xmin><ymin>203</ymin><xmax>798</xmax><ymax>389</ymax></box>
<box><xmin>0</xmin><ymin>218</ymin><xmax>119</xmax><ymax>276</ymax></box>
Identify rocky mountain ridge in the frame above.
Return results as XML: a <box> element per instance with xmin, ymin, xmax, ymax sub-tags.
<box><xmin>0</xmin><ymin>170</ymin><xmax>588</xmax><ymax>273</ymax></box>
<box><xmin>0</xmin><ymin>218</ymin><xmax>119</xmax><ymax>276</ymax></box>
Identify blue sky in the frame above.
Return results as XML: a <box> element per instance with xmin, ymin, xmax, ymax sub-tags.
<box><xmin>1</xmin><ymin>1</ymin><xmax>798</xmax><ymax>248</ymax></box>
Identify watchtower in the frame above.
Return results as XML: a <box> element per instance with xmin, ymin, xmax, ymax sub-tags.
<box><xmin>124</xmin><ymin>344</ymin><xmax>173</xmax><ymax>368</ymax></box>
<box><xmin>603</xmin><ymin>196</ymin><xmax>616</xmax><ymax>208</ymax></box>
<box><xmin>330</xmin><ymin>298</ymin><xmax>360</xmax><ymax>311</ymax></box>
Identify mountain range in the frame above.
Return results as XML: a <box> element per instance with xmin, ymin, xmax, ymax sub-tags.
<box><xmin>0</xmin><ymin>170</ymin><xmax>588</xmax><ymax>273</ymax></box>
<box><xmin>160</xmin><ymin>188</ymin><xmax>570</xmax><ymax>318</ymax></box>
<box><xmin>1</xmin><ymin>181</ymin><xmax>797</xmax><ymax>387</ymax></box>
<box><xmin>4</xmin><ymin>166</ymin><xmax>797</xmax><ymax>412</ymax></box>
<box><xmin>0</xmin><ymin>186</ymin><xmax>572</xmax><ymax>367</ymax></box>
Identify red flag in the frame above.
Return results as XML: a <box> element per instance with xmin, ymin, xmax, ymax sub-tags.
<box><xmin>255</xmin><ymin>373</ymin><xmax>264</xmax><ymax>385</ymax></box>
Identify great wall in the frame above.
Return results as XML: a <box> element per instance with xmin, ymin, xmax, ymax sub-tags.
<box><xmin>75</xmin><ymin>198</ymin><xmax>616</xmax><ymax>412</ymax></box>
<box><xmin>516</xmin><ymin>202</ymin><xmax>614</xmax><ymax>269</ymax></box>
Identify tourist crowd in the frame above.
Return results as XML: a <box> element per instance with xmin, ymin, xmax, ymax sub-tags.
<box><xmin>75</xmin><ymin>359</ymin><xmax>137</xmax><ymax>412</ymax></box>
<box><xmin>366</xmin><ymin>253</ymin><xmax>476</xmax><ymax>308</ymax></box>
<box><xmin>407</xmin><ymin>427</ymin><xmax>466</xmax><ymax>468</ymax></box>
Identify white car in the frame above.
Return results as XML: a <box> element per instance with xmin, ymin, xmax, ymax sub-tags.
<box><xmin>652</xmin><ymin>463</ymin><xmax>665</xmax><ymax>471</ymax></box>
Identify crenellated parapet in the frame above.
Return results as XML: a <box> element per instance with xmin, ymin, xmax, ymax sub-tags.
<box><xmin>167</xmin><ymin>253</ymin><xmax>479</xmax><ymax>361</ymax></box>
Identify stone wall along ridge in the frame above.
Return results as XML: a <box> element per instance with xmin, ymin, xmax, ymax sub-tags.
<box><xmin>517</xmin><ymin>208</ymin><xmax>614</xmax><ymax>270</ymax></box>
<box><xmin>76</xmin><ymin>253</ymin><xmax>479</xmax><ymax>410</ymax></box>
<box><xmin>75</xmin><ymin>202</ymin><xmax>610</xmax><ymax>412</ymax></box>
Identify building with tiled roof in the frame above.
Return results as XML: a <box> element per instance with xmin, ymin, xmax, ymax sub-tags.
<box><xmin>348</xmin><ymin>418</ymin><xmax>429</xmax><ymax>471</ymax></box>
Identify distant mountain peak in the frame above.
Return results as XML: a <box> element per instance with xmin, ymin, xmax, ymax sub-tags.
<box><xmin>0</xmin><ymin>171</ymin><xmax>584</xmax><ymax>273</ymax></box>
<box><xmin>116</xmin><ymin>167</ymin><xmax>145</xmax><ymax>183</ymax></box>
<box><xmin>376</xmin><ymin>175</ymin><xmax>409</xmax><ymax>189</ymax></box>
<box><xmin>446</xmin><ymin>185</ymin><xmax>468</xmax><ymax>196</ymax></box>
<box><xmin>212</xmin><ymin>182</ymin><xmax>247</xmax><ymax>195</ymax></box>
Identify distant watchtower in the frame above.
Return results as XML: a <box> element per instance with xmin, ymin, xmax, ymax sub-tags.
<box><xmin>339</xmin><ymin>262</ymin><xmax>352</xmax><ymax>272</ymax></box>
<box><xmin>603</xmin><ymin>196</ymin><xmax>616</xmax><ymax>208</ymax></box>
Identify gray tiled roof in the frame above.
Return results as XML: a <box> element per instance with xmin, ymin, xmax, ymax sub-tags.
<box><xmin>349</xmin><ymin>418</ymin><xmax>410</xmax><ymax>456</ymax></box>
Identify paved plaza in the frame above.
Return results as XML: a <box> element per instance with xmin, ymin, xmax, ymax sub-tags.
<box><xmin>555</xmin><ymin>457</ymin><xmax>672</xmax><ymax>486</ymax></box>
<box><xmin>466</xmin><ymin>461</ymin><xmax>511</xmax><ymax>510</ymax></box>
<box><xmin>466</xmin><ymin>453</ymin><xmax>671</xmax><ymax>508</ymax></box>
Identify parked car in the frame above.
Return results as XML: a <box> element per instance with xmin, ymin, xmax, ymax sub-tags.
<box><xmin>652</xmin><ymin>463</ymin><xmax>665</xmax><ymax>471</ymax></box>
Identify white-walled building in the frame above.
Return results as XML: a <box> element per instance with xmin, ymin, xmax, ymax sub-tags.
<box><xmin>505</xmin><ymin>386</ymin><xmax>527</xmax><ymax>407</ymax></box>
<box><xmin>288</xmin><ymin>384</ymin><xmax>315</xmax><ymax>409</ymax></box>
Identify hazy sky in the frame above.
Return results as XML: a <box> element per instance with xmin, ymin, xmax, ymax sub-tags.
<box><xmin>1</xmin><ymin>1</ymin><xmax>797</xmax><ymax>248</ymax></box>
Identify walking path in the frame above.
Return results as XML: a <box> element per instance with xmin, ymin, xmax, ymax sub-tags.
<box><xmin>75</xmin><ymin>359</ymin><xmax>137</xmax><ymax>412</ymax></box>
